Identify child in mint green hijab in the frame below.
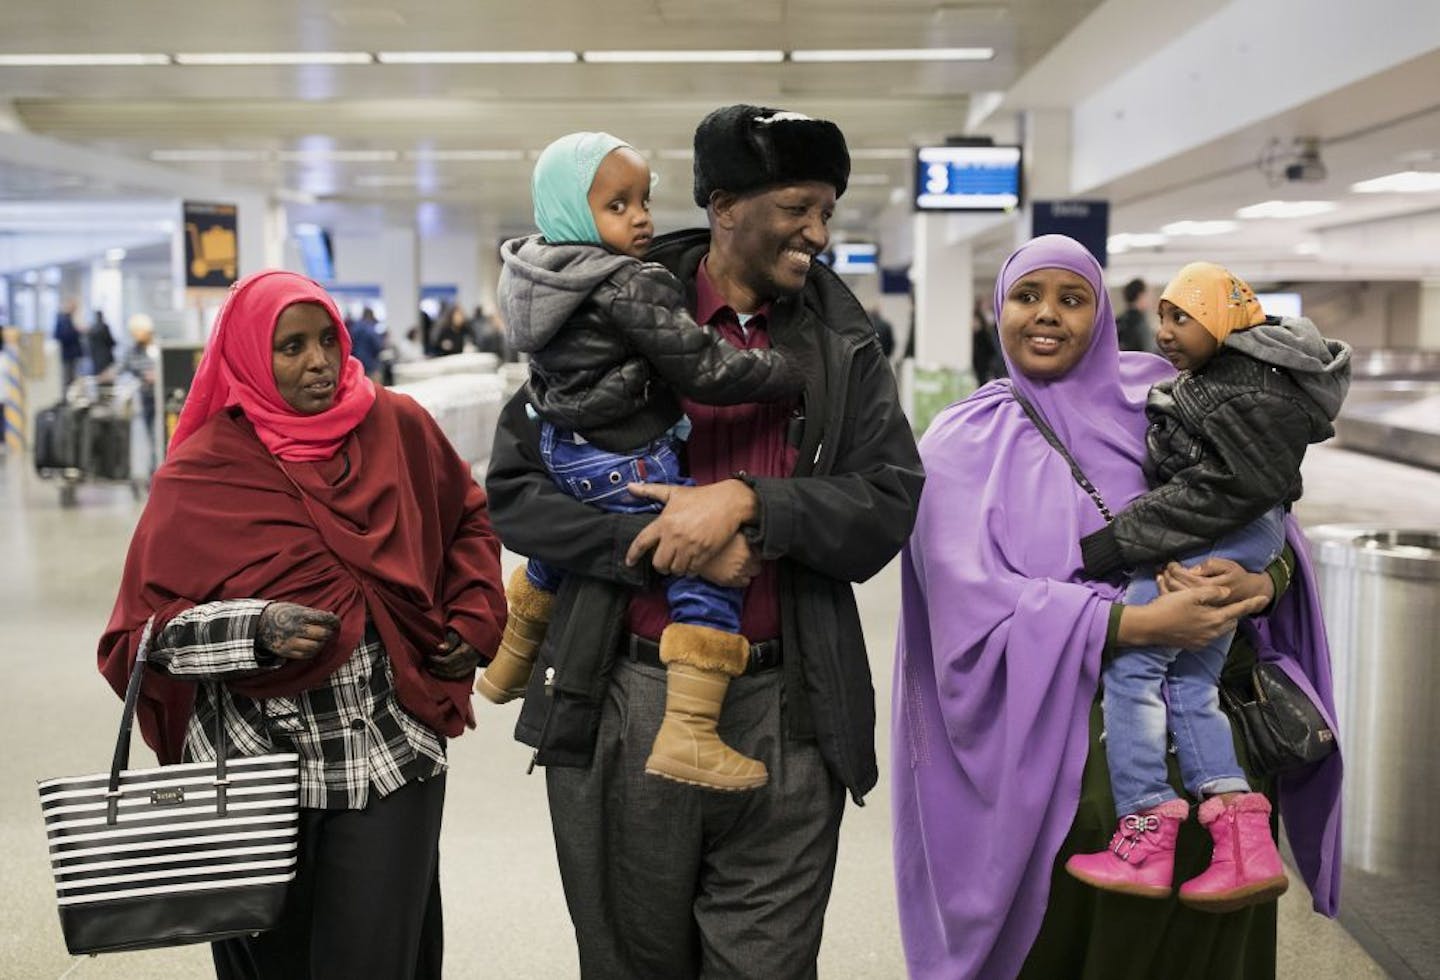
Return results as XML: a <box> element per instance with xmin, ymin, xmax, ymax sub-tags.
<box><xmin>478</xmin><ymin>132</ymin><xmax>802</xmax><ymax>793</ymax></box>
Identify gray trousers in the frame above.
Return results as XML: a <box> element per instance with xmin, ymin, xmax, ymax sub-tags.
<box><xmin>546</xmin><ymin>658</ymin><xmax>846</xmax><ymax>980</ymax></box>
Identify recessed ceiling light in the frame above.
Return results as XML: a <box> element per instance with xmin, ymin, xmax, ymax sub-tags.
<box><xmin>1234</xmin><ymin>200</ymin><xmax>1337</xmax><ymax>219</ymax></box>
<box><xmin>376</xmin><ymin>51</ymin><xmax>577</xmax><ymax>64</ymax></box>
<box><xmin>789</xmin><ymin>47</ymin><xmax>993</xmax><ymax>62</ymax></box>
<box><xmin>582</xmin><ymin>50</ymin><xmax>783</xmax><ymax>63</ymax></box>
<box><xmin>405</xmin><ymin>149</ymin><xmax>525</xmax><ymax>162</ymax></box>
<box><xmin>174</xmin><ymin>52</ymin><xmax>374</xmax><ymax>66</ymax></box>
<box><xmin>277</xmin><ymin>149</ymin><xmax>399</xmax><ymax>162</ymax></box>
<box><xmin>1107</xmin><ymin>232</ymin><xmax>1168</xmax><ymax>253</ymax></box>
<box><xmin>1160</xmin><ymin>220</ymin><xmax>1238</xmax><ymax>237</ymax></box>
<box><xmin>1351</xmin><ymin>170</ymin><xmax>1440</xmax><ymax>194</ymax></box>
<box><xmin>151</xmin><ymin>149</ymin><xmax>269</xmax><ymax>162</ymax></box>
<box><xmin>0</xmin><ymin>53</ymin><xmax>171</xmax><ymax>66</ymax></box>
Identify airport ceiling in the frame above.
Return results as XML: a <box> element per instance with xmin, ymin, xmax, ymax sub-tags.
<box><xmin>0</xmin><ymin>0</ymin><xmax>1106</xmax><ymax>234</ymax></box>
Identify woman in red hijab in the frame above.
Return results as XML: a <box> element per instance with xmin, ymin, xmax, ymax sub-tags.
<box><xmin>98</xmin><ymin>270</ymin><xmax>506</xmax><ymax>980</ymax></box>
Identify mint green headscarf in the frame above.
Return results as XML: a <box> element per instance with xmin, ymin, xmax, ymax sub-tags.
<box><xmin>532</xmin><ymin>131</ymin><xmax>629</xmax><ymax>245</ymax></box>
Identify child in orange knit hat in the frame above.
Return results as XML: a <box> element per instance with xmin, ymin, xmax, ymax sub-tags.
<box><xmin>1066</xmin><ymin>262</ymin><xmax>1350</xmax><ymax>912</ymax></box>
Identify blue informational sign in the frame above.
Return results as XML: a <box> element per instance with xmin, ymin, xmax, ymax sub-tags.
<box><xmin>914</xmin><ymin>145</ymin><xmax>1022</xmax><ymax>212</ymax></box>
<box><xmin>1031</xmin><ymin>200</ymin><xmax>1111</xmax><ymax>268</ymax></box>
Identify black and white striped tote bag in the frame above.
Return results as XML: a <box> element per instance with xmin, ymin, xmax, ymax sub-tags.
<box><xmin>37</xmin><ymin>620</ymin><xmax>301</xmax><ymax>955</ymax></box>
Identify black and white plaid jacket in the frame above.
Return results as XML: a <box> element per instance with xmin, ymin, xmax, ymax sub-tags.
<box><xmin>151</xmin><ymin>599</ymin><xmax>446</xmax><ymax>810</ymax></box>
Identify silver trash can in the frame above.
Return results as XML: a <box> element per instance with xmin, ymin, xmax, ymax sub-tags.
<box><xmin>1306</xmin><ymin>526</ymin><xmax>1440</xmax><ymax>876</ymax></box>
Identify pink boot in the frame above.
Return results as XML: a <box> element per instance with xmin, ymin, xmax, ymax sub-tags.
<box><xmin>1064</xmin><ymin>799</ymin><xmax>1190</xmax><ymax>898</ymax></box>
<box><xmin>1179</xmin><ymin>793</ymin><xmax>1289</xmax><ymax>912</ymax></box>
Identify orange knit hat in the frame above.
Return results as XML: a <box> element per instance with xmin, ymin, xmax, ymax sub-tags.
<box><xmin>1159</xmin><ymin>262</ymin><xmax>1266</xmax><ymax>343</ymax></box>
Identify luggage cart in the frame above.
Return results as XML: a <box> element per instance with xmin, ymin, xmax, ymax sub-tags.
<box><xmin>33</xmin><ymin>381</ymin><xmax>147</xmax><ymax>506</ymax></box>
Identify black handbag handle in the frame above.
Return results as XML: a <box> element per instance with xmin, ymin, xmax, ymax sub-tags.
<box><xmin>1009</xmin><ymin>384</ymin><xmax>1116</xmax><ymax>524</ymax></box>
<box><xmin>107</xmin><ymin>616</ymin><xmax>229</xmax><ymax>824</ymax></box>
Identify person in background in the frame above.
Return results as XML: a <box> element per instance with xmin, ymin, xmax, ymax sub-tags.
<box><xmin>867</xmin><ymin>306</ymin><xmax>896</xmax><ymax>358</ymax></box>
<box><xmin>470</xmin><ymin>305</ymin><xmax>506</xmax><ymax>359</ymax></box>
<box><xmin>54</xmin><ymin>299</ymin><xmax>84</xmax><ymax>388</ymax></box>
<box><xmin>430</xmin><ymin>304</ymin><xmax>471</xmax><ymax>357</ymax></box>
<box><xmin>971</xmin><ymin>297</ymin><xmax>1006</xmax><ymax>384</ymax></box>
<box><xmin>88</xmin><ymin>309</ymin><xmax>117</xmax><ymax>378</ymax></box>
<box><xmin>892</xmin><ymin>235</ymin><xmax>1342</xmax><ymax>980</ymax></box>
<box><xmin>1116</xmin><ymin>277</ymin><xmax>1159</xmax><ymax>353</ymax></box>
<box><xmin>121</xmin><ymin>314</ymin><xmax>159</xmax><ymax>472</ymax></box>
<box><xmin>348</xmin><ymin>306</ymin><xmax>385</xmax><ymax>382</ymax></box>
<box><xmin>486</xmin><ymin>104</ymin><xmax>923</xmax><ymax>978</ymax></box>
<box><xmin>99</xmin><ymin>270</ymin><xmax>507</xmax><ymax>980</ymax></box>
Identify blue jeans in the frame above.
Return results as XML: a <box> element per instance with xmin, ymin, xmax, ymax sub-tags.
<box><xmin>1103</xmin><ymin>506</ymin><xmax>1286</xmax><ymax>818</ymax></box>
<box><xmin>525</xmin><ymin>422</ymin><xmax>742</xmax><ymax>634</ymax></box>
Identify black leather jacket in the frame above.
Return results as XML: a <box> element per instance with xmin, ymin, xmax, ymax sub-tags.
<box><xmin>1082</xmin><ymin>348</ymin><xmax>1336</xmax><ymax>576</ymax></box>
<box><xmin>486</xmin><ymin>229</ymin><xmax>924</xmax><ymax>802</ymax></box>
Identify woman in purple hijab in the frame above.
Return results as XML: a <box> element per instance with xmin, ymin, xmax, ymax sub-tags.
<box><xmin>891</xmin><ymin>235</ymin><xmax>1343</xmax><ymax>979</ymax></box>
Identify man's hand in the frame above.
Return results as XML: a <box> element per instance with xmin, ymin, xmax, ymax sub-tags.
<box><xmin>692</xmin><ymin>533</ymin><xmax>763</xmax><ymax>589</ymax></box>
<box><xmin>257</xmin><ymin>602</ymin><xmax>341</xmax><ymax>661</ymax></box>
<box><xmin>624</xmin><ymin>480</ymin><xmax>759</xmax><ymax>576</ymax></box>
<box><xmin>1157</xmin><ymin>557</ymin><xmax>1275</xmax><ymax>607</ymax></box>
<box><xmin>428</xmin><ymin>629</ymin><xmax>481</xmax><ymax>679</ymax></box>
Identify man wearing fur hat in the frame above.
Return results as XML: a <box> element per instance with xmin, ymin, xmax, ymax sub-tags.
<box><xmin>486</xmin><ymin>105</ymin><xmax>923</xmax><ymax>977</ymax></box>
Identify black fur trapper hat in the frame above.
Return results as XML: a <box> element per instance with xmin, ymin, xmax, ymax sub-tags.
<box><xmin>691</xmin><ymin>104</ymin><xmax>851</xmax><ymax>208</ymax></box>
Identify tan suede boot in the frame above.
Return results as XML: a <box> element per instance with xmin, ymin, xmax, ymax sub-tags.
<box><xmin>476</xmin><ymin>566</ymin><xmax>555</xmax><ymax>704</ymax></box>
<box><xmin>643</xmin><ymin>623</ymin><xmax>769</xmax><ymax>791</ymax></box>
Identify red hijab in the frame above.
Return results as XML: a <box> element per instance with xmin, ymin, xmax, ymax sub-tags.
<box><xmin>99</xmin><ymin>272</ymin><xmax>505</xmax><ymax>763</ymax></box>
<box><xmin>170</xmin><ymin>270</ymin><xmax>376</xmax><ymax>461</ymax></box>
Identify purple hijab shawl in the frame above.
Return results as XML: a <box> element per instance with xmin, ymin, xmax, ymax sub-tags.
<box><xmin>890</xmin><ymin>236</ymin><xmax>1342</xmax><ymax>979</ymax></box>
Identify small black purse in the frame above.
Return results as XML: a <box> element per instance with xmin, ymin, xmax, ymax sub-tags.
<box><xmin>1010</xmin><ymin>384</ymin><xmax>1337</xmax><ymax>779</ymax></box>
<box><xmin>1220</xmin><ymin>661</ymin><xmax>1336</xmax><ymax>776</ymax></box>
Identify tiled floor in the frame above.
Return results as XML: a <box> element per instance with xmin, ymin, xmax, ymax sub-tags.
<box><xmin>1</xmin><ymin>443</ymin><xmax>1432</xmax><ymax>978</ymax></box>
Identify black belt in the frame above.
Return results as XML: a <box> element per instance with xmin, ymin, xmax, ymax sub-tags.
<box><xmin>627</xmin><ymin>633</ymin><xmax>782</xmax><ymax>676</ymax></box>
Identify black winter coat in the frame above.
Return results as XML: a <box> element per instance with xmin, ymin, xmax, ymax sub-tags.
<box><xmin>1081</xmin><ymin>349</ymin><xmax>1333</xmax><ymax>576</ymax></box>
<box><xmin>486</xmin><ymin>229</ymin><xmax>924</xmax><ymax>801</ymax></box>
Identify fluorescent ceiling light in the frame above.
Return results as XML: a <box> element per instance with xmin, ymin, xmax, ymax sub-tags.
<box><xmin>377</xmin><ymin>51</ymin><xmax>577</xmax><ymax>64</ymax></box>
<box><xmin>0</xmin><ymin>53</ymin><xmax>171</xmax><ymax>66</ymax></box>
<box><xmin>355</xmin><ymin>175</ymin><xmax>441</xmax><ymax>188</ymax></box>
<box><xmin>1294</xmin><ymin>241</ymin><xmax>1322</xmax><ymax>255</ymax></box>
<box><xmin>277</xmin><ymin>149</ymin><xmax>398</xmax><ymax>163</ymax></box>
<box><xmin>1350</xmin><ymin>170</ymin><xmax>1440</xmax><ymax>194</ymax></box>
<box><xmin>174</xmin><ymin>52</ymin><xmax>374</xmax><ymax>66</ymax></box>
<box><xmin>790</xmin><ymin>47</ymin><xmax>993</xmax><ymax>62</ymax></box>
<box><xmin>1235</xmin><ymin>199</ymin><xmax>1337</xmax><ymax>219</ymax></box>
<box><xmin>405</xmin><ymin>149</ymin><xmax>525</xmax><ymax>162</ymax></box>
<box><xmin>1160</xmin><ymin>220</ymin><xmax>1238</xmax><ymax>237</ymax></box>
<box><xmin>583</xmin><ymin>50</ymin><xmax>783</xmax><ymax>63</ymax></box>
<box><xmin>151</xmin><ymin>149</ymin><xmax>268</xmax><ymax>162</ymax></box>
<box><xmin>849</xmin><ymin>148</ymin><xmax>912</xmax><ymax>160</ymax></box>
<box><xmin>1108</xmin><ymin>232</ymin><xmax>1168</xmax><ymax>253</ymax></box>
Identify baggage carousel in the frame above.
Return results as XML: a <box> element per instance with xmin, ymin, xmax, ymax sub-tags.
<box><xmin>1332</xmin><ymin>350</ymin><xmax>1440</xmax><ymax>472</ymax></box>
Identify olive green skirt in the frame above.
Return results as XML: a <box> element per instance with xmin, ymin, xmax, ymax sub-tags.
<box><xmin>1018</xmin><ymin>636</ymin><xmax>1280</xmax><ymax>980</ymax></box>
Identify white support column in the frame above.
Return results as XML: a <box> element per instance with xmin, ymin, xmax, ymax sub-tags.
<box><xmin>380</xmin><ymin>226</ymin><xmax>420</xmax><ymax>359</ymax></box>
<box><xmin>912</xmin><ymin>214</ymin><xmax>973</xmax><ymax>372</ymax></box>
<box><xmin>1418</xmin><ymin>281</ymin><xmax>1440</xmax><ymax>351</ymax></box>
<box><xmin>1016</xmin><ymin>108</ymin><xmax>1074</xmax><ymax>252</ymax></box>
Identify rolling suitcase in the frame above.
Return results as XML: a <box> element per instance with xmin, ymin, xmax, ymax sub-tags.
<box><xmin>34</xmin><ymin>402</ymin><xmax>85</xmax><ymax>474</ymax></box>
<box><xmin>80</xmin><ymin>403</ymin><xmax>131</xmax><ymax>481</ymax></box>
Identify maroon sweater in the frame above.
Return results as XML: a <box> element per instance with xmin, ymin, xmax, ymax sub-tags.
<box><xmin>626</xmin><ymin>257</ymin><xmax>800</xmax><ymax>642</ymax></box>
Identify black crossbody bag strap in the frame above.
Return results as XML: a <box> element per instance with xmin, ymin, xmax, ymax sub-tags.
<box><xmin>1009</xmin><ymin>383</ymin><xmax>1116</xmax><ymax>525</ymax></box>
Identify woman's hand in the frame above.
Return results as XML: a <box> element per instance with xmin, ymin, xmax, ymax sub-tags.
<box><xmin>692</xmin><ymin>533</ymin><xmax>763</xmax><ymax>589</ymax></box>
<box><xmin>257</xmin><ymin>602</ymin><xmax>341</xmax><ymax>661</ymax></box>
<box><xmin>427</xmin><ymin>629</ymin><xmax>481</xmax><ymax>679</ymax></box>
<box><xmin>1157</xmin><ymin>557</ymin><xmax>1275</xmax><ymax>607</ymax></box>
<box><xmin>1117</xmin><ymin>586</ymin><xmax>1269</xmax><ymax>651</ymax></box>
<box><xmin>624</xmin><ymin>480</ymin><xmax>759</xmax><ymax>576</ymax></box>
